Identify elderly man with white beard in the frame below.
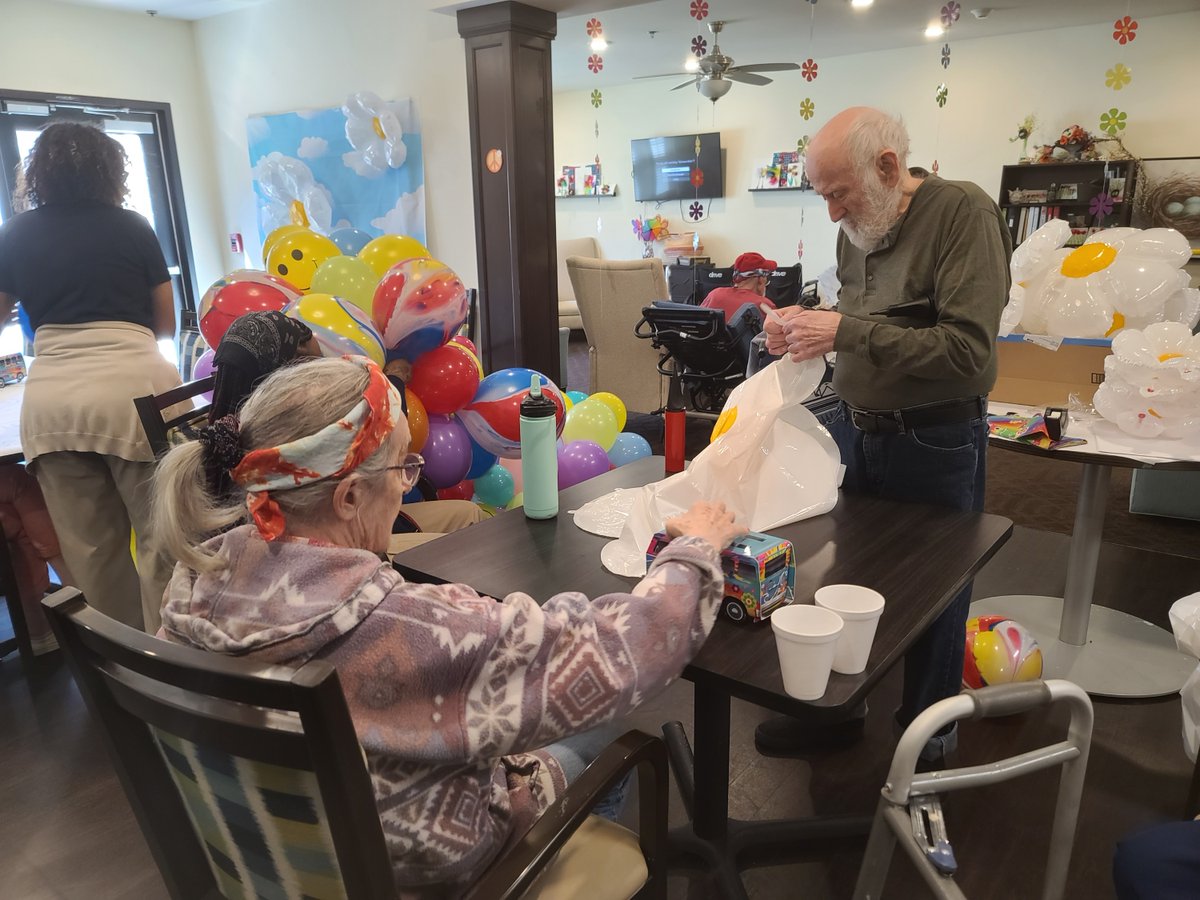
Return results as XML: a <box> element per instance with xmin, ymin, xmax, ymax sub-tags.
<box><xmin>758</xmin><ymin>107</ymin><xmax>1012</xmax><ymax>763</ymax></box>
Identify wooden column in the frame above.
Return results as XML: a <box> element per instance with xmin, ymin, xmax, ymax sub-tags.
<box><xmin>458</xmin><ymin>2</ymin><xmax>560</xmax><ymax>384</ymax></box>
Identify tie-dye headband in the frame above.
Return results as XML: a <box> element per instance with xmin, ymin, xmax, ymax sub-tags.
<box><xmin>230</xmin><ymin>356</ymin><xmax>403</xmax><ymax>541</ymax></box>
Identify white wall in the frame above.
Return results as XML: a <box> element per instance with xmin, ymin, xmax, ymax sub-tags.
<box><xmin>0</xmin><ymin>0</ymin><xmax>225</xmax><ymax>293</ymax></box>
<box><xmin>554</xmin><ymin>10</ymin><xmax>1200</xmax><ymax>279</ymax></box>
<box><xmin>192</xmin><ymin>0</ymin><xmax>477</xmax><ymax>287</ymax></box>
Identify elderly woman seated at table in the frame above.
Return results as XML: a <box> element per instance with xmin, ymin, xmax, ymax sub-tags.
<box><xmin>151</xmin><ymin>355</ymin><xmax>742</xmax><ymax>895</ymax></box>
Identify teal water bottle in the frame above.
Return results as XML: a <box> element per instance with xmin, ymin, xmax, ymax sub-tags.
<box><xmin>520</xmin><ymin>374</ymin><xmax>559</xmax><ymax>519</ymax></box>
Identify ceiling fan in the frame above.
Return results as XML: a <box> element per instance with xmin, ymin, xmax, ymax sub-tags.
<box><xmin>636</xmin><ymin>20</ymin><xmax>801</xmax><ymax>101</ymax></box>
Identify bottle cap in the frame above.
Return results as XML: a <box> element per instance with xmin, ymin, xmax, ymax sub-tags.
<box><xmin>520</xmin><ymin>374</ymin><xmax>557</xmax><ymax>418</ymax></box>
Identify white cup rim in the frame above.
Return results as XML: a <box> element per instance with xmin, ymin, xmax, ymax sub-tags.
<box><xmin>815</xmin><ymin>584</ymin><xmax>885</xmax><ymax>620</ymax></box>
<box><xmin>771</xmin><ymin>604</ymin><xmax>844</xmax><ymax>641</ymax></box>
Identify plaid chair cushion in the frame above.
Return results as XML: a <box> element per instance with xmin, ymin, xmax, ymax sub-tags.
<box><xmin>153</xmin><ymin>729</ymin><xmax>349</xmax><ymax>900</ymax></box>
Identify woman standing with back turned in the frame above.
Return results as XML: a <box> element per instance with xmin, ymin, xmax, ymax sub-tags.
<box><xmin>0</xmin><ymin>122</ymin><xmax>184</xmax><ymax>632</ymax></box>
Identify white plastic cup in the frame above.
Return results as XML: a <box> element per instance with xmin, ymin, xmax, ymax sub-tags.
<box><xmin>770</xmin><ymin>605</ymin><xmax>845</xmax><ymax>700</ymax></box>
<box><xmin>815</xmin><ymin>584</ymin><xmax>886</xmax><ymax>676</ymax></box>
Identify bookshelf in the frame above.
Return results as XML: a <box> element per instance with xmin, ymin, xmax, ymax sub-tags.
<box><xmin>997</xmin><ymin>159</ymin><xmax>1137</xmax><ymax>248</ymax></box>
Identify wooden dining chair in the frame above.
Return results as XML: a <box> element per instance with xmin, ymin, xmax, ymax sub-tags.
<box><xmin>133</xmin><ymin>375</ymin><xmax>214</xmax><ymax>458</ymax></box>
<box><xmin>44</xmin><ymin>587</ymin><xmax>670</xmax><ymax>900</ymax></box>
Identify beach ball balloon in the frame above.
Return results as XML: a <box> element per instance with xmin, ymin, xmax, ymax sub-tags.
<box><xmin>266</xmin><ymin>230</ymin><xmax>342</xmax><ymax>292</ymax></box>
<box><xmin>310</xmin><ymin>255</ymin><xmax>378</xmax><ymax>314</ymax></box>
<box><xmin>283</xmin><ymin>294</ymin><xmax>385</xmax><ymax>366</ymax></box>
<box><xmin>408</xmin><ymin>343</ymin><xmax>481</xmax><ymax>415</ymax></box>
<box><xmin>372</xmin><ymin>257</ymin><xmax>469</xmax><ymax>363</ymax></box>
<box><xmin>328</xmin><ymin>226</ymin><xmax>372</xmax><ymax>256</ymax></box>
<box><xmin>458</xmin><ymin>368</ymin><xmax>566</xmax><ymax>458</ymax></box>
<box><xmin>199</xmin><ymin>272</ymin><xmax>299</xmax><ymax>348</ymax></box>
<box><xmin>358</xmin><ymin>234</ymin><xmax>431</xmax><ymax>279</ymax></box>
<box><xmin>963</xmin><ymin>615</ymin><xmax>1044</xmax><ymax>690</ymax></box>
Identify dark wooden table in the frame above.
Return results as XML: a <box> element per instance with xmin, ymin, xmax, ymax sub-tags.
<box><xmin>393</xmin><ymin>456</ymin><xmax>1013</xmax><ymax>898</ymax></box>
<box><xmin>0</xmin><ymin>381</ymin><xmax>26</xmax><ymax>660</ymax></box>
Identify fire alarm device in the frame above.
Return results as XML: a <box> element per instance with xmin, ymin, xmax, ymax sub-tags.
<box><xmin>229</xmin><ymin>233</ymin><xmax>243</xmax><ymax>253</ymax></box>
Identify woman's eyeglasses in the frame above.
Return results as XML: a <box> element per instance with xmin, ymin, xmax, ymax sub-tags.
<box><xmin>386</xmin><ymin>453</ymin><xmax>425</xmax><ymax>489</ymax></box>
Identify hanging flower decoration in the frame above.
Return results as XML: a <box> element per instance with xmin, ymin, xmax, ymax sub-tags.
<box><xmin>587</xmin><ymin>55</ymin><xmax>604</xmax><ymax>73</ymax></box>
<box><xmin>690</xmin><ymin>0</ymin><xmax>709</xmax><ymax>21</ymax></box>
<box><xmin>632</xmin><ymin>214</ymin><xmax>670</xmax><ymax>241</ymax></box>
<box><xmin>932</xmin><ymin>159</ymin><xmax>940</xmax><ymax>175</ymax></box>
<box><xmin>1113</xmin><ymin>15</ymin><xmax>1138</xmax><ymax>44</ymax></box>
<box><xmin>801</xmin><ymin>58</ymin><xmax>819</xmax><ymax>81</ymax></box>
<box><xmin>1090</xmin><ymin>192</ymin><xmax>1115</xmax><ymax>218</ymax></box>
<box><xmin>690</xmin><ymin>167</ymin><xmax>705</xmax><ymax>188</ymax></box>
<box><xmin>940</xmin><ymin>1</ymin><xmax>961</xmax><ymax>28</ymax></box>
<box><xmin>935</xmin><ymin>83</ymin><xmax>949</xmax><ymax>108</ymax></box>
<box><xmin>1105</xmin><ymin>63</ymin><xmax>1132</xmax><ymax>90</ymax></box>
<box><xmin>799</xmin><ymin>98</ymin><xmax>816</xmax><ymax>120</ymax></box>
<box><xmin>797</xmin><ymin>239</ymin><xmax>805</xmax><ymax>260</ymax></box>
<box><xmin>941</xmin><ymin>44</ymin><xmax>951</xmax><ymax>68</ymax></box>
<box><xmin>1100</xmin><ymin>108</ymin><xmax>1127</xmax><ymax>135</ymax></box>
<box><xmin>586</xmin><ymin>18</ymin><xmax>602</xmax><ymax>38</ymax></box>
<box><xmin>689</xmin><ymin>201</ymin><xmax>705</xmax><ymax>220</ymax></box>
<box><xmin>691</xmin><ymin>35</ymin><xmax>708</xmax><ymax>57</ymax></box>
<box><xmin>590</xmin><ymin>90</ymin><xmax>603</xmax><ymax>108</ymax></box>
<box><xmin>796</xmin><ymin>135</ymin><xmax>811</xmax><ymax>155</ymax></box>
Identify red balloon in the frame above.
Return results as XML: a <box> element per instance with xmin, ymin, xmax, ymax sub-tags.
<box><xmin>437</xmin><ymin>479</ymin><xmax>474</xmax><ymax>501</ymax></box>
<box><xmin>201</xmin><ymin>280</ymin><xmax>295</xmax><ymax>348</ymax></box>
<box><xmin>409</xmin><ymin>345</ymin><xmax>482</xmax><ymax>415</ymax></box>
<box><xmin>449</xmin><ymin>335</ymin><xmax>478</xmax><ymax>355</ymax></box>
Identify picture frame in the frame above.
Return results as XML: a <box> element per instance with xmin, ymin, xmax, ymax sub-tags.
<box><xmin>1133</xmin><ymin>157</ymin><xmax>1200</xmax><ymax>254</ymax></box>
<box><xmin>1108</xmin><ymin>176</ymin><xmax>1126</xmax><ymax>204</ymax></box>
<box><xmin>1056</xmin><ymin>183</ymin><xmax>1079</xmax><ymax>201</ymax></box>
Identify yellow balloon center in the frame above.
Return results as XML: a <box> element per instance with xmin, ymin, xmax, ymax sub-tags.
<box><xmin>289</xmin><ymin>200</ymin><xmax>309</xmax><ymax>227</ymax></box>
<box><xmin>710</xmin><ymin>407</ymin><xmax>738</xmax><ymax>442</ymax></box>
<box><xmin>372</xmin><ymin>116</ymin><xmax>387</xmax><ymax>140</ymax></box>
<box><xmin>1060</xmin><ymin>242</ymin><xmax>1117</xmax><ymax>279</ymax></box>
<box><xmin>1158</xmin><ymin>352</ymin><xmax>1184</xmax><ymax>363</ymax></box>
<box><xmin>1105</xmin><ymin>312</ymin><xmax>1125</xmax><ymax>337</ymax></box>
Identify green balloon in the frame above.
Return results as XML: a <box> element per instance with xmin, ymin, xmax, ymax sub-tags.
<box><xmin>311</xmin><ymin>255</ymin><xmax>378</xmax><ymax>315</ymax></box>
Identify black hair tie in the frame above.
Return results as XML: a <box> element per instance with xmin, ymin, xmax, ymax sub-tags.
<box><xmin>197</xmin><ymin>415</ymin><xmax>245</xmax><ymax>471</ymax></box>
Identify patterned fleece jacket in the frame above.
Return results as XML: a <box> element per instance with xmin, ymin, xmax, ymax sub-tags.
<box><xmin>159</xmin><ymin>523</ymin><xmax>724</xmax><ymax>897</ymax></box>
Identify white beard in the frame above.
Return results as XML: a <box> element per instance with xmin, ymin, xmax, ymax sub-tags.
<box><xmin>840</xmin><ymin>175</ymin><xmax>905</xmax><ymax>252</ymax></box>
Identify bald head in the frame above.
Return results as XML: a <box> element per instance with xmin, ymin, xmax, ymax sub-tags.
<box><xmin>808</xmin><ymin>107</ymin><xmax>910</xmax><ymax>178</ymax></box>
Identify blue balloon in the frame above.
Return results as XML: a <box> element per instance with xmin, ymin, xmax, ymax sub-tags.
<box><xmin>474</xmin><ymin>463</ymin><xmax>515</xmax><ymax>508</ymax></box>
<box><xmin>17</xmin><ymin>304</ymin><xmax>33</xmax><ymax>342</ymax></box>
<box><xmin>608</xmin><ymin>432</ymin><xmax>652</xmax><ymax>468</ymax></box>
<box><xmin>565</xmin><ymin>390</ymin><xmax>589</xmax><ymax>406</ymax></box>
<box><xmin>329</xmin><ymin>226</ymin><xmax>372</xmax><ymax>256</ymax></box>
<box><xmin>403</xmin><ymin>485</ymin><xmax>424</xmax><ymax>504</ymax></box>
<box><xmin>465</xmin><ymin>438</ymin><xmax>499</xmax><ymax>480</ymax></box>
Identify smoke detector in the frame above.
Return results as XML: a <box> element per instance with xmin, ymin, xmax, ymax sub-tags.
<box><xmin>971</xmin><ymin>8</ymin><xmax>992</xmax><ymax>18</ymax></box>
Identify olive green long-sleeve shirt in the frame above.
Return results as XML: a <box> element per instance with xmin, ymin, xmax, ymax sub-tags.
<box><xmin>831</xmin><ymin>175</ymin><xmax>1013</xmax><ymax>411</ymax></box>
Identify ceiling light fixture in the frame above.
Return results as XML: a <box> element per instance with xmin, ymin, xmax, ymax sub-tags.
<box><xmin>697</xmin><ymin>77</ymin><xmax>732</xmax><ymax>101</ymax></box>
<box><xmin>851</xmin><ymin>0</ymin><xmax>874</xmax><ymax>8</ymax></box>
<box><xmin>684</xmin><ymin>56</ymin><xmax>701</xmax><ymax>72</ymax></box>
<box><xmin>590</xmin><ymin>36</ymin><xmax>608</xmax><ymax>52</ymax></box>
<box><xmin>924</xmin><ymin>22</ymin><xmax>945</xmax><ymax>37</ymax></box>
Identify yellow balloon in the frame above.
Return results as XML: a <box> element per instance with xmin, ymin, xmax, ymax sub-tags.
<box><xmin>266</xmin><ymin>230</ymin><xmax>342</xmax><ymax>292</ymax></box>
<box><xmin>563</xmin><ymin>394</ymin><xmax>574</xmax><ymax>412</ymax></box>
<box><xmin>129</xmin><ymin>529</ymin><xmax>138</xmax><ymax>568</ymax></box>
<box><xmin>562</xmin><ymin>398</ymin><xmax>619</xmax><ymax>451</ymax></box>
<box><xmin>261</xmin><ymin>224</ymin><xmax>306</xmax><ymax>265</ymax></box>
<box><xmin>311</xmin><ymin>256</ymin><xmax>378</xmax><ymax>314</ymax></box>
<box><xmin>358</xmin><ymin>234</ymin><xmax>431</xmax><ymax>279</ymax></box>
<box><xmin>506</xmin><ymin>492</ymin><xmax>524</xmax><ymax>510</ymax></box>
<box><xmin>284</xmin><ymin>293</ymin><xmax>386</xmax><ymax>366</ymax></box>
<box><xmin>588</xmin><ymin>391</ymin><xmax>627</xmax><ymax>432</ymax></box>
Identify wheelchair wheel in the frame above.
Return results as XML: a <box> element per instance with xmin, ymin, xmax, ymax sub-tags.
<box><xmin>722</xmin><ymin>598</ymin><xmax>748</xmax><ymax>624</ymax></box>
<box><xmin>686</xmin><ymin>382</ymin><xmax>729</xmax><ymax>413</ymax></box>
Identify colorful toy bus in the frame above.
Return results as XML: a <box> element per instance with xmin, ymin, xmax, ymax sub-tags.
<box><xmin>645</xmin><ymin>530</ymin><xmax>796</xmax><ymax>624</ymax></box>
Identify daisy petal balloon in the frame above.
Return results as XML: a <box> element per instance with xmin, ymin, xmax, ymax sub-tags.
<box><xmin>1093</xmin><ymin>322</ymin><xmax>1200</xmax><ymax>439</ymax></box>
<box><xmin>342</xmin><ymin>91</ymin><xmax>408</xmax><ymax>179</ymax></box>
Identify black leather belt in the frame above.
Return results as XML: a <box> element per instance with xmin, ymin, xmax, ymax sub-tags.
<box><xmin>846</xmin><ymin>396</ymin><xmax>987</xmax><ymax>434</ymax></box>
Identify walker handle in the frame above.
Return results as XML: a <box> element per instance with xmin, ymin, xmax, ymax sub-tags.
<box><xmin>969</xmin><ymin>682</ymin><xmax>1053</xmax><ymax>719</ymax></box>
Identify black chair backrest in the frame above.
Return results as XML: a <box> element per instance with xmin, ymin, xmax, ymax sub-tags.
<box><xmin>764</xmin><ymin>264</ymin><xmax>803</xmax><ymax>308</ymax></box>
<box><xmin>133</xmin><ymin>375</ymin><xmax>214</xmax><ymax>458</ymax></box>
<box><xmin>693</xmin><ymin>265</ymin><xmax>735</xmax><ymax>304</ymax></box>
<box><xmin>43</xmin><ymin>588</ymin><xmax>394</xmax><ymax>900</ymax></box>
<box><xmin>637</xmin><ymin>302</ymin><xmax>754</xmax><ymax>380</ymax></box>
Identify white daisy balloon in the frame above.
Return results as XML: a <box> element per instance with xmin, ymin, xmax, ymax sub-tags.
<box><xmin>342</xmin><ymin>91</ymin><xmax>408</xmax><ymax>179</ymax></box>
<box><xmin>1093</xmin><ymin>321</ymin><xmax>1200</xmax><ymax>439</ymax></box>
<box><xmin>999</xmin><ymin>222</ymin><xmax>1199</xmax><ymax>339</ymax></box>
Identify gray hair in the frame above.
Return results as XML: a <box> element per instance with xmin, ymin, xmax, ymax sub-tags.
<box><xmin>844</xmin><ymin>109</ymin><xmax>910</xmax><ymax>178</ymax></box>
<box><xmin>153</xmin><ymin>357</ymin><xmax>396</xmax><ymax>572</ymax></box>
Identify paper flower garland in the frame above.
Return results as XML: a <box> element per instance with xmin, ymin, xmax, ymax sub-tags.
<box><xmin>690</xmin><ymin>0</ymin><xmax>709</xmax><ymax>21</ymax></box>
<box><xmin>941</xmin><ymin>1</ymin><xmax>961</xmax><ymax>28</ymax></box>
<box><xmin>690</xmin><ymin>167</ymin><xmax>705</xmax><ymax>188</ymax></box>
<box><xmin>586</xmin><ymin>18</ymin><xmax>602</xmax><ymax>38</ymax></box>
<box><xmin>1090</xmin><ymin>192</ymin><xmax>1115</xmax><ymax>218</ymax></box>
<box><xmin>1113</xmin><ymin>15</ymin><xmax>1138</xmax><ymax>44</ymax></box>
<box><xmin>587</xmin><ymin>55</ymin><xmax>603</xmax><ymax>73</ymax></box>
<box><xmin>796</xmin><ymin>135</ymin><xmax>810</xmax><ymax>155</ymax></box>
<box><xmin>1093</xmin><ymin>322</ymin><xmax>1200</xmax><ymax>439</ymax></box>
<box><xmin>590</xmin><ymin>90</ymin><xmax>603</xmax><ymax>108</ymax></box>
<box><xmin>941</xmin><ymin>44</ymin><xmax>951</xmax><ymax>68</ymax></box>
<box><xmin>800</xmin><ymin>98</ymin><xmax>815</xmax><ymax>120</ymax></box>
<box><xmin>1000</xmin><ymin>222</ymin><xmax>1199</xmax><ymax>340</ymax></box>
<box><xmin>935</xmin><ymin>83</ymin><xmax>949</xmax><ymax>107</ymax></box>
<box><xmin>692</xmin><ymin>35</ymin><xmax>708</xmax><ymax>56</ymax></box>
<box><xmin>801</xmin><ymin>58</ymin><xmax>819</xmax><ymax>81</ymax></box>
<box><xmin>632</xmin><ymin>215</ymin><xmax>670</xmax><ymax>242</ymax></box>
<box><xmin>1105</xmin><ymin>63</ymin><xmax>1132</xmax><ymax>90</ymax></box>
<box><xmin>1099</xmin><ymin>108</ymin><xmax>1127</xmax><ymax>135</ymax></box>
<box><xmin>689</xmin><ymin>202</ymin><xmax>704</xmax><ymax>220</ymax></box>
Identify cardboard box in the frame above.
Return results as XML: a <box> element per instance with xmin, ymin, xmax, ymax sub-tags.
<box><xmin>991</xmin><ymin>336</ymin><xmax>1111</xmax><ymax>407</ymax></box>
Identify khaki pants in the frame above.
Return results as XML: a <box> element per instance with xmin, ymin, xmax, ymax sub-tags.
<box><xmin>387</xmin><ymin>500</ymin><xmax>487</xmax><ymax>556</ymax></box>
<box><xmin>32</xmin><ymin>451</ymin><xmax>174</xmax><ymax>633</ymax></box>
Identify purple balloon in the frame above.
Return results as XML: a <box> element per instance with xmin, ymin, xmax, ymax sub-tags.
<box><xmin>558</xmin><ymin>440</ymin><xmax>611</xmax><ymax>490</ymax></box>
<box><xmin>423</xmin><ymin>414</ymin><xmax>473</xmax><ymax>489</ymax></box>
<box><xmin>193</xmin><ymin>348</ymin><xmax>216</xmax><ymax>403</ymax></box>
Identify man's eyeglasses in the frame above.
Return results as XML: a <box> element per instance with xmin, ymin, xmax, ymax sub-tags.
<box><xmin>386</xmin><ymin>453</ymin><xmax>425</xmax><ymax>489</ymax></box>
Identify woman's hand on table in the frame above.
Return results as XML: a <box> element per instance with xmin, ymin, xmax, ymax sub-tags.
<box><xmin>665</xmin><ymin>501</ymin><xmax>745</xmax><ymax>552</ymax></box>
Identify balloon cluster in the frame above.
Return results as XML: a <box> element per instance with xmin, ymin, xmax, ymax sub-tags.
<box><xmin>1092</xmin><ymin>321</ymin><xmax>1200</xmax><ymax>440</ymax></box>
<box><xmin>1001</xmin><ymin>222</ymin><xmax>1200</xmax><ymax>340</ymax></box>
<box><xmin>196</xmin><ymin>227</ymin><xmax>651</xmax><ymax>515</ymax></box>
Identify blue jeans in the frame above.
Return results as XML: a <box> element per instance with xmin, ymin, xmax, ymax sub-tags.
<box><xmin>541</xmin><ymin>724</ymin><xmax>631</xmax><ymax>820</ymax></box>
<box><xmin>1114</xmin><ymin>819</ymin><xmax>1200</xmax><ymax>899</ymax></box>
<box><xmin>827</xmin><ymin>401</ymin><xmax>988</xmax><ymax>752</ymax></box>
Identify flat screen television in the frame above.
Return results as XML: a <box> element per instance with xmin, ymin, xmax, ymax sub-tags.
<box><xmin>631</xmin><ymin>132</ymin><xmax>723</xmax><ymax>202</ymax></box>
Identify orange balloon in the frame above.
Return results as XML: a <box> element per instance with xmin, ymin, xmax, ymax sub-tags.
<box><xmin>406</xmin><ymin>389</ymin><xmax>429</xmax><ymax>453</ymax></box>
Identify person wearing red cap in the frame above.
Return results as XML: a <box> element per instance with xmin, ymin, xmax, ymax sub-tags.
<box><xmin>700</xmin><ymin>252</ymin><xmax>778</xmax><ymax>323</ymax></box>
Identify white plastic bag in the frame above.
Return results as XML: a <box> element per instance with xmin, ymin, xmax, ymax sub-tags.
<box><xmin>1169</xmin><ymin>592</ymin><xmax>1200</xmax><ymax>761</ymax></box>
<box><xmin>577</xmin><ymin>357</ymin><xmax>843</xmax><ymax>576</ymax></box>
<box><xmin>816</xmin><ymin>266</ymin><xmax>841</xmax><ymax>308</ymax></box>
